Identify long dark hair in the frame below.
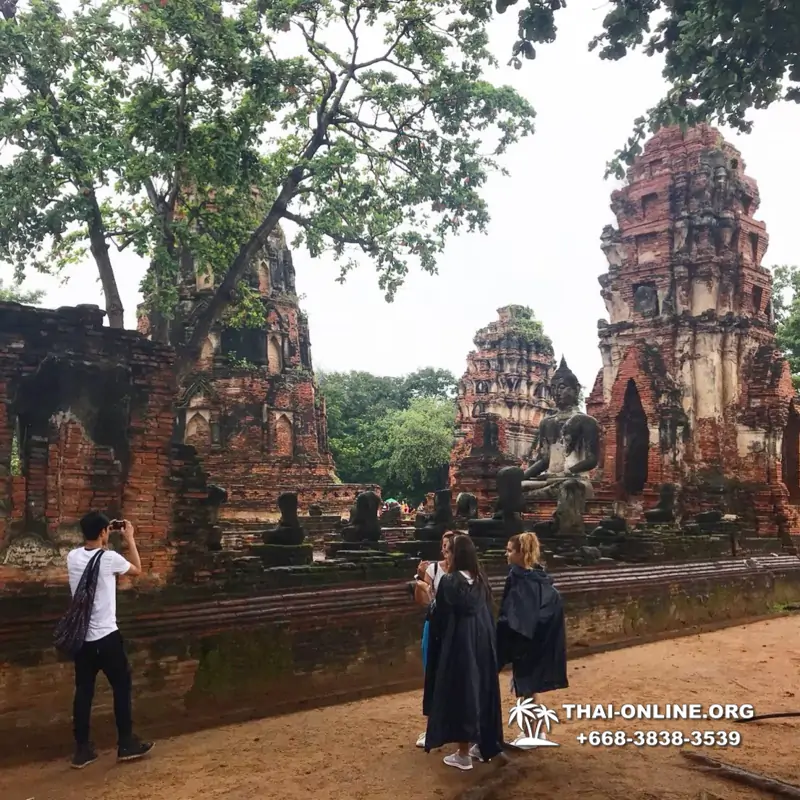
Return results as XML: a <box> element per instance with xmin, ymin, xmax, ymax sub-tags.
<box><xmin>450</xmin><ymin>534</ymin><xmax>490</xmax><ymax>599</ymax></box>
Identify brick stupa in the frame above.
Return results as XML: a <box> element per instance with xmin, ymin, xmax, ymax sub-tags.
<box><xmin>586</xmin><ymin>125</ymin><xmax>797</xmax><ymax>546</ymax></box>
<box><xmin>449</xmin><ymin>305</ymin><xmax>555</xmax><ymax>513</ymax></box>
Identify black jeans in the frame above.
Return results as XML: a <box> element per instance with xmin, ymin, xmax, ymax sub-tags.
<box><xmin>73</xmin><ymin>630</ymin><xmax>133</xmax><ymax>746</ymax></box>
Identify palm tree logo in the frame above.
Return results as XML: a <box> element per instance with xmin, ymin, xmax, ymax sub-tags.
<box><xmin>507</xmin><ymin>699</ymin><xmax>560</xmax><ymax>748</ymax></box>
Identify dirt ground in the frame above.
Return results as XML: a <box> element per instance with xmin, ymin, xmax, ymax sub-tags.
<box><xmin>2</xmin><ymin>616</ymin><xmax>799</xmax><ymax>800</ymax></box>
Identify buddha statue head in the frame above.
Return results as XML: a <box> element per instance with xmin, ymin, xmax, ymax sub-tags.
<box><xmin>550</xmin><ymin>357</ymin><xmax>580</xmax><ymax>411</ymax></box>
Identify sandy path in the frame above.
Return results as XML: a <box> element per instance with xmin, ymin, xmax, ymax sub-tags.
<box><xmin>2</xmin><ymin>616</ymin><xmax>799</xmax><ymax>800</ymax></box>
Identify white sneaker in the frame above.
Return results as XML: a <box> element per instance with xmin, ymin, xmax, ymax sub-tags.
<box><xmin>416</xmin><ymin>733</ymin><xmax>426</xmax><ymax>748</ymax></box>
<box><xmin>443</xmin><ymin>752</ymin><xmax>473</xmax><ymax>771</ymax></box>
<box><xmin>468</xmin><ymin>744</ymin><xmax>485</xmax><ymax>762</ymax></box>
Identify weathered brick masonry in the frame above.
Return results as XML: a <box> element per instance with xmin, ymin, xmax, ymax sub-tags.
<box><xmin>1</xmin><ymin>555</ymin><xmax>799</xmax><ymax>765</ymax></box>
<box><xmin>450</xmin><ymin>305</ymin><xmax>555</xmax><ymax>511</ymax></box>
<box><xmin>586</xmin><ymin>125</ymin><xmax>798</xmax><ymax>544</ymax></box>
<box><xmin>139</xmin><ymin>227</ymin><xmax>372</xmax><ymax>521</ymax></box>
<box><xmin>0</xmin><ymin>302</ymin><xmax>219</xmax><ymax>586</ymax></box>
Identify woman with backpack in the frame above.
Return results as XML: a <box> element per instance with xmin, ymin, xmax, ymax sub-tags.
<box><xmin>413</xmin><ymin>531</ymin><xmax>454</xmax><ymax>748</ymax></box>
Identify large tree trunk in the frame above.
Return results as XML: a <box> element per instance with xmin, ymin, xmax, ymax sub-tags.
<box><xmin>174</xmin><ymin>175</ymin><xmax>299</xmax><ymax>379</ymax></box>
<box><xmin>86</xmin><ymin>190</ymin><xmax>124</xmax><ymax>329</ymax></box>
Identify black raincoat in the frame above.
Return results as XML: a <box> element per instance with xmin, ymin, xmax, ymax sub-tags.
<box><xmin>496</xmin><ymin>564</ymin><xmax>568</xmax><ymax>697</ymax></box>
<box><xmin>423</xmin><ymin>572</ymin><xmax>504</xmax><ymax>759</ymax></box>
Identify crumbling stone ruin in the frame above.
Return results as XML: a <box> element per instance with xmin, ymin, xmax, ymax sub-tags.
<box><xmin>0</xmin><ymin>303</ymin><xmax>221</xmax><ymax>584</ymax></box>
<box><xmin>449</xmin><ymin>305</ymin><xmax>555</xmax><ymax>511</ymax></box>
<box><xmin>586</xmin><ymin>124</ymin><xmax>797</xmax><ymax>550</ymax></box>
<box><xmin>138</xmin><ymin>227</ymin><xmax>372</xmax><ymax>524</ymax></box>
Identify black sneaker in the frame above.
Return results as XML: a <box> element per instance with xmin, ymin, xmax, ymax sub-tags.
<box><xmin>71</xmin><ymin>743</ymin><xmax>98</xmax><ymax>769</ymax></box>
<box><xmin>117</xmin><ymin>736</ymin><xmax>154</xmax><ymax>762</ymax></box>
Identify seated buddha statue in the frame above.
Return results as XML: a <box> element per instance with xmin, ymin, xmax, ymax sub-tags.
<box><xmin>522</xmin><ymin>358</ymin><xmax>599</xmax><ymax>511</ymax></box>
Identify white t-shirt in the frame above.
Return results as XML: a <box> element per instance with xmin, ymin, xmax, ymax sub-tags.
<box><xmin>425</xmin><ymin>561</ymin><xmax>446</xmax><ymax>594</ymax></box>
<box><xmin>67</xmin><ymin>547</ymin><xmax>131</xmax><ymax>642</ymax></box>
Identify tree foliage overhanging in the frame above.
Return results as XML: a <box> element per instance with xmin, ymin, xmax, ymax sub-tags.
<box><xmin>496</xmin><ymin>0</ymin><xmax>800</xmax><ymax>176</ymax></box>
<box><xmin>0</xmin><ymin>277</ymin><xmax>44</xmax><ymax>304</ymax></box>
<box><xmin>318</xmin><ymin>366</ymin><xmax>456</xmax><ymax>502</ymax></box>
<box><xmin>772</xmin><ymin>264</ymin><xmax>800</xmax><ymax>389</ymax></box>
<box><xmin>0</xmin><ymin>0</ymin><xmax>535</xmax><ymax>371</ymax></box>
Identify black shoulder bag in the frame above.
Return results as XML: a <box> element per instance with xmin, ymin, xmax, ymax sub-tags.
<box><xmin>54</xmin><ymin>550</ymin><xmax>105</xmax><ymax>657</ymax></box>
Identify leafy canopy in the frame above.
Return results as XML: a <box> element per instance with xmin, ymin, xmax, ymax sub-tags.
<box><xmin>0</xmin><ymin>0</ymin><xmax>535</xmax><ymax>365</ymax></box>
<box><xmin>0</xmin><ymin>278</ymin><xmax>44</xmax><ymax>304</ymax></box>
<box><xmin>772</xmin><ymin>264</ymin><xmax>800</xmax><ymax>389</ymax></box>
<box><xmin>318</xmin><ymin>367</ymin><xmax>456</xmax><ymax>501</ymax></box>
<box><xmin>496</xmin><ymin>0</ymin><xmax>800</xmax><ymax>175</ymax></box>
<box><xmin>370</xmin><ymin>395</ymin><xmax>456</xmax><ymax>499</ymax></box>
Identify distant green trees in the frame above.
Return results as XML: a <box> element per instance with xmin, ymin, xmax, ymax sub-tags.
<box><xmin>772</xmin><ymin>265</ymin><xmax>800</xmax><ymax>389</ymax></box>
<box><xmin>0</xmin><ymin>279</ymin><xmax>44</xmax><ymax>304</ymax></box>
<box><xmin>318</xmin><ymin>367</ymin><xmax>457</xmax><ymax>503</ymax></box>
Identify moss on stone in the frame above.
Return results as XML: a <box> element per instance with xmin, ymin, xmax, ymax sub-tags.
<box><xmin>190</xmin><ymin>627</ymin><xmax>293</xmax><ymax>700</ymax></box>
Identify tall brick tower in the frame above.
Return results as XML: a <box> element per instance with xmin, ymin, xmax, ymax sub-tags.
<box><xmin>449</xmin><ymin>305</ymin><xmax>555</xmax><ymax>512</ymax></box>
<box><xmin>586</xmin><ymin>125</ymin><xmax>796</xmax><ymax>541</ymax></box>
<box><xmin>139</xmin><ymin>227</ymin><xmax>368</xmax><ymax>521</ymax></box>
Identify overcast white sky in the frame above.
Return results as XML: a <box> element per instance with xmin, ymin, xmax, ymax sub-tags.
<box><xmin>9</xmin><ymin>5</ymin><xmax>800</xmax><ymax>392</ymax></box>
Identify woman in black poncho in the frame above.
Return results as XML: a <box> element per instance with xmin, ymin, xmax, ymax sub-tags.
<box><xmin>497</xmin><ymin>532</ymin><xmax>568</xmax><ymax>745</ymax></box>
<box><xmin>423</xmin><ymin>534</ymin><xmax>503</xmax><ymax>771</ymax></box>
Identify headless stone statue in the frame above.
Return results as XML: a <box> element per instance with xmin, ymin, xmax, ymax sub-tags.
<box><xmin>341</xmin><ymin>490</ymin><xmax>382</xmax><ymax>542</ymax></box>
<box><xmin>415</xmin><ymin>490</ymin><xmax>454</xmax><ymax>541</ymax></box>
<box><xmin>455</xmin><ymin>492</ymin><xmax>478</xmax><ymax>521</ymax></box>
<box><xmin>522</xmin><ymin>358</ymin><xmax>599</xmax><ymax>534</ymax></box>
<box><xmin>468</xmin><ymin>466</ymin><xmax>525</xmax><ymax>538</ymax></box>
<box><xmin>263</xmin><ymin>492</ymin><xmax>306</xmax><ymax>546</ymax></box>
<box><xmin>205</xmin><ymin>483</ymin><xmax>228</xmax><ymax>551</ymax></box>
<box><xmin>643</xmin><ymin>484</ymin><xmax>677</xmax><ymax>524</ymax></box>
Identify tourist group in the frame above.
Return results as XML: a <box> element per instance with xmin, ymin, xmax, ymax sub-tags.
<box><xmin>56</xmin><ymin>512</ymin><xmax>566</xmax><ymax>772</ymax></box>
<box><xmin>412</xmin><ymin>530</ymin><xmax>568</xmax><ymax>770</ymax></box>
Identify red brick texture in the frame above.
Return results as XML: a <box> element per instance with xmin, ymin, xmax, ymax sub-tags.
<box><xmin>140</xmin><ymin>229</ymin><xmax>372</xmax><ymax>519</ymax></box>
<box><xmin>450</xmin><ymin>305</ymin><xmax>554</xmax><ymax>510</ymax></box>
<box><xmin>0</xmin><ymin>302</ymin><xmax>219</xmax><ymax>589</ymax></box>
<box><xmin>586</xmin><ymin>125</ymin><xmax>797</xmax><ymax>540</ymax></box>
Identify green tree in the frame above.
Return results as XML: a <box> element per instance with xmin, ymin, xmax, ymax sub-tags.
<box><xmin>0</xmin><ymin>278</ymin><xmax>44</xmax><ymax>304</ymax></box>
<box><xmin>318</xmin><ymin>366</ymin><xmax>457</xmax><ymax>497</ymax></box>
<box><xmin>401</xmin><ymin>366</ymin><xmax>457</xmax><ymax>400</ymax></box>
<box><xmin>772</xmin><ymin>264</ymin><xmax>800</xmax><ymax>388</ymax></box>
<box><xmin>1</xmin><ymin>0</ymin><xmax>535</xmax><ymax>367</ymax></box>
<box><xmin>497</xmin><ymin>0</ymin><xmax>800</xmax><ymax>175</ymax></box>
<box><xmin>369</xmin><ymin>395</ymin><xmax>456</xmax><ymax>503</ymax></box>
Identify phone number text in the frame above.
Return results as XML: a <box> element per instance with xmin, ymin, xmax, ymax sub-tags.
<box><xmin>577</xmin><ymin>730</ymin><xmax>741</xmax><ymax>747</ymax></box>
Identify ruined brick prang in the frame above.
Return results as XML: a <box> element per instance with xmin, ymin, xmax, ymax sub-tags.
<box><xmin>450</xmin><ymin>305</ymin><xmax>555</xmax><ymax>512</ymax></box>
<box><xmin>0</xmin><ymin>302</ymin><xmax>221</xmax><ymax>587</ymax></box>
<box><xmin>139</xmin><ymin>227</ymin><xmax>372</xmax><ymax>521</ymax></box>
<box><xmin>586</xmin><ymin>125</ymin><xmax>797</xmax><ymax>544</ymax></box>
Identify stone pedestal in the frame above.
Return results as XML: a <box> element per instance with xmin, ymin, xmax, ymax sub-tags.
<box><xmin>251</xmin><ymin>542</ymin><xmax>314</xmax><ymax>567</ymax></box>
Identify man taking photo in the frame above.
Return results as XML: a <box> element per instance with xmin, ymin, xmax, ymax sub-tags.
<box><xmin>66</xmin><ymin>511</ymin><xmax>154</xmax><ymax>768</ymax></box>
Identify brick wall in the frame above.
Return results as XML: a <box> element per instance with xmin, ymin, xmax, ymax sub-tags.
<box><xmin>0</xmin><ymin>302</ymin><xmax>218</xmax><ymax>587</ymax></box>
<box><xmin>2</xmin><ymin>555</ymin><xmax>799</xmax><ymax>765</ymax></box>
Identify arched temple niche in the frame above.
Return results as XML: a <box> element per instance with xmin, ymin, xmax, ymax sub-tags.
<box><xmin>185</xmin><ymin>411</ymin><xmax>212</xmax><ymax>448</ymax></box>
<box><xmin>274</xmin><ymin>413</ymin><xmax>294</xmax><ymax>457</ymax></box>
<box><xmin>267</xmin><ymin>335</ymin><xmax>283</xmax><ymax>374</ymax></box>
<box><xmin>782</xmin><ymin>399</ymin><xmax>800</xmax><ymax>503</ymax></box>
<box><xmin>615</xmin><ymin>379</ymin><xmax>649</xmax><ymax>496</ymax></box>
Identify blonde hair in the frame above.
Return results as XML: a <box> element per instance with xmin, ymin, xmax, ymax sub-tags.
<box><xmin>509</xmin><ymin>532</ymin><xmax>541</xmax><ymax>569</ymax></box>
